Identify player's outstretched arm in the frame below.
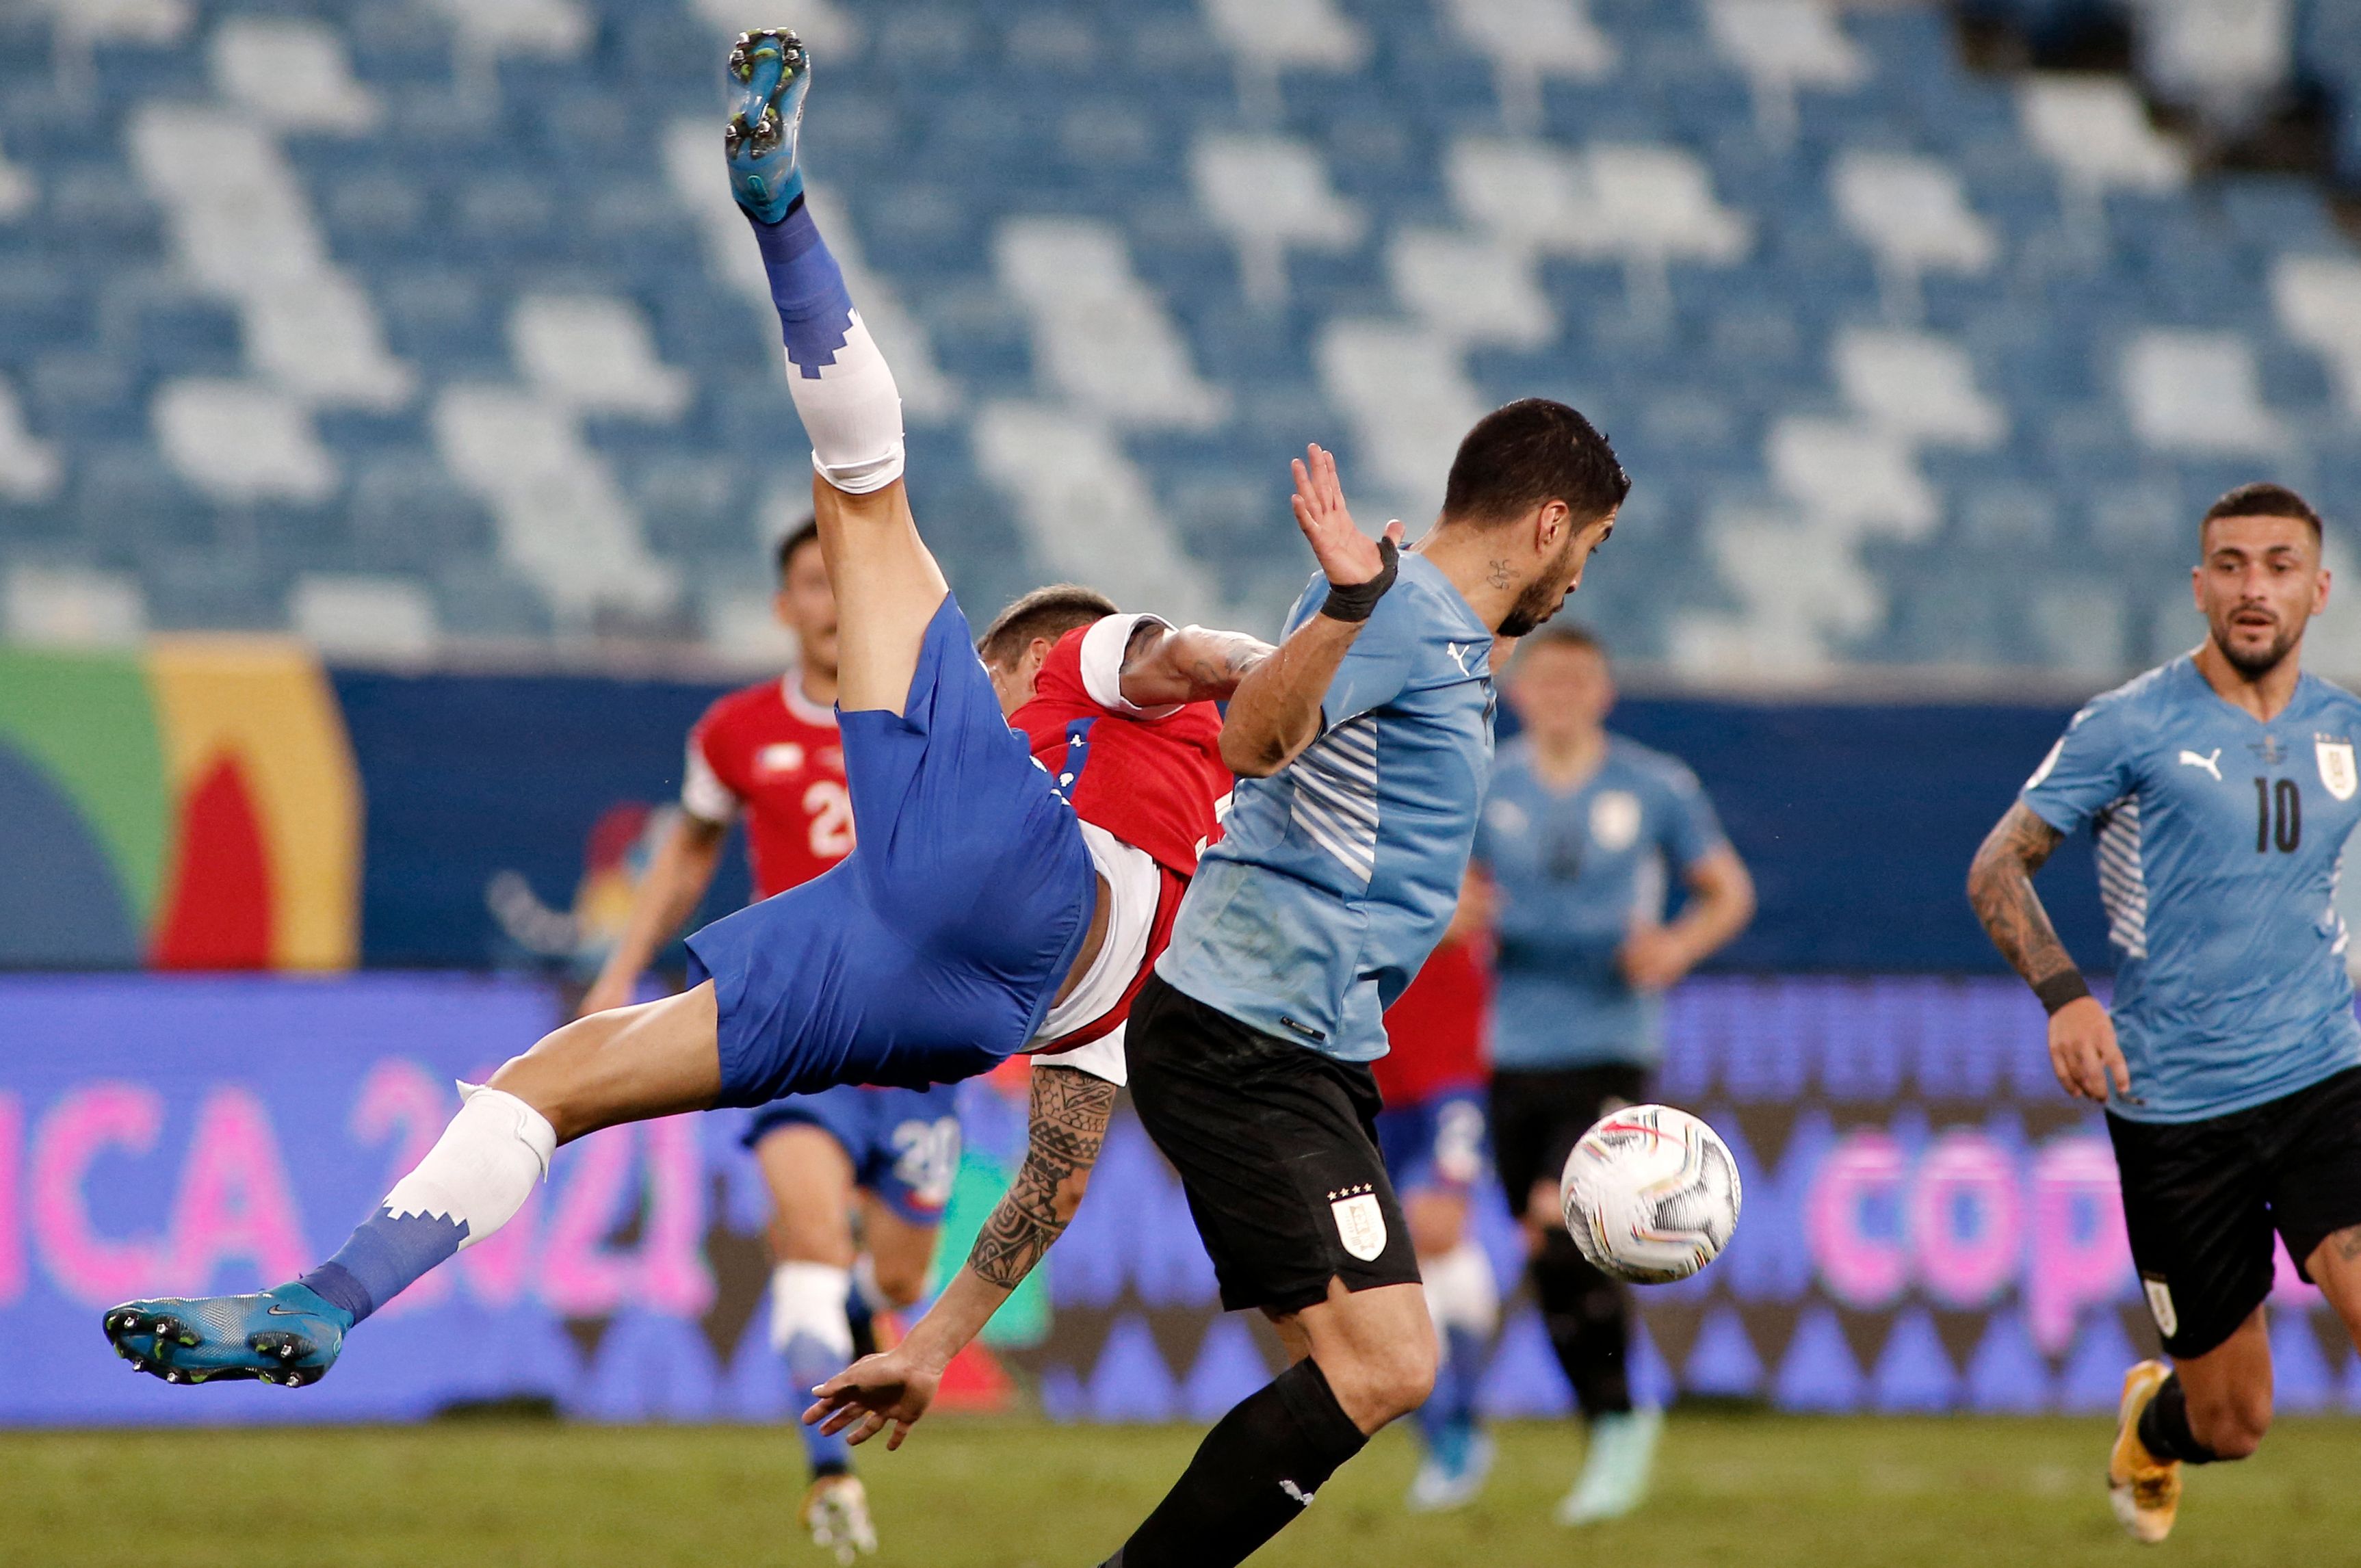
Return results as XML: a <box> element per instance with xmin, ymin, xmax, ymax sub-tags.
<box><xmin>576</xmin><ymin>813</ymin><xmax>727</xmax><ymax>1017</ymax></box>
<box><xmin>803</xmin><ymin>1064</ymin><xmax>1117</xmax><ymax>1448</ymax></box>
<box><xmin>1968</xmin><ymin>801</ymin><xmax>2129</xmax><ymax>1101</ymax></box>
<box><xmin>1220</xmin><ymin>444</ymin><xmax>1407</xmax><ymax>777</ymax></box>
<box><xmin>1116</xmin><ymin>620</ymin><xmax>1277</xmax><ymax>708</ymax></box>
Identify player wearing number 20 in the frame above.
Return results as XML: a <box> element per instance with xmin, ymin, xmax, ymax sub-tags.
<box><xmin>1969</xmin><ymin>482</ymin><xmax>2361</xmax><ymax>1546</ymax></box>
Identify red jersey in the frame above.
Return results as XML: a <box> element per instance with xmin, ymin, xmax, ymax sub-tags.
<box><xmin>682</xmin><ymin>672</ymin><xmax>852</xmax><ymax>899</ymax></box>
<box><xmin>1374</xmin><ymin>934</ymin><xmax>1492</xmax><ymax>1105</ymax></box>
<box><xmin>1013</xmin><ymin>614</ymin><xmax>1231</xmax><ymax>1048</ymax></box>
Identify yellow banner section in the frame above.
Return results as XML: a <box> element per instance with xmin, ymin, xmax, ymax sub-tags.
<box><xmin>145</xmin><ymin>637</ymin><xmax>362</xmax><ymax>969</ymax></box>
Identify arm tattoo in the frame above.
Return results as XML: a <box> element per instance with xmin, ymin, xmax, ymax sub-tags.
<box><xmin>1966</xmin><ymin>801</ymin><xmax>2076</xmax><ymax>989</ymax></box>
<box><xmin>966</xmin><ymin>1066</ymin><xmax>1118</xmax><ymax>1292</ymax></box>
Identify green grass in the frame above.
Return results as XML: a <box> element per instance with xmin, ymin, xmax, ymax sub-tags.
<box><xmin>4</xmin><ymin>1413</ymin><xmax>2358</xmax><ymax>1567</ymax></box>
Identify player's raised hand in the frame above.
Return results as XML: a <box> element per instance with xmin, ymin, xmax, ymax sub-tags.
<box><xmin>803</xmin><ymin>1344</ymin><xmax>939</xmax><ymax>1450</ymax></box>
<box><xmin>2048</xmin><ymin>995</ymin><xmax>2130</xmax><ymax>1102</ymax></box>
<box><xmin>1290</xmin><ymin>443</ymin><xmax>1405</xmax><ymax>588</ymax></box>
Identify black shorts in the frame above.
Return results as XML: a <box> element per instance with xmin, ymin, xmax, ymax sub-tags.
<box><xmin>2109</xmin><ymin>1064</ymin><xmax>2361</xmax><ymax>1360</ymax></box>
<box><xmin>1126</xmin><ymin>973</ymin><xmax>1421</xmax><ymax>1314</ymax></box>
<box><xmin>1490</xmin><ymin>1062</ymin><xmax>1652</xmax><ymax>1217</ymax></box>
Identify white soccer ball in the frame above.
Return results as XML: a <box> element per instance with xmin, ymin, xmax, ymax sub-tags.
<box><xmin>1558</xmin><ymin>1103</ymin><xmax>1742</xmax><ymax>1284</ymax></box>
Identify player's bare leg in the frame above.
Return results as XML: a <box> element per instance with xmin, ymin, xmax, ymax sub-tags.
<box><xmin>2109</xmin><ymin>1306</ymin><xmax>2268</xmax><ymax>1543</ymax></box>
<box><xmin>1260</xmin><ymin>1279</ymin><xmax>1437</xmax><ymax>1435</ymax></box>
<box><xmin>486</xmin><ymin>983</ymin><xmax>722</xmax><ymax>1142</ymax></box>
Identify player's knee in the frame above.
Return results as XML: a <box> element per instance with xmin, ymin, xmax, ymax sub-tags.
<box><xmin>868</xmin><ymin>1252</ymin><xmax>928</xmax><ymax>1310</ymax></box>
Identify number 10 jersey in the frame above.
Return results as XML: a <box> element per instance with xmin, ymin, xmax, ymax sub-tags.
<box><xmin>2022</xmin><ymin>655</ymin><xmax>2361</xmax><ymax>1122</ymax></box>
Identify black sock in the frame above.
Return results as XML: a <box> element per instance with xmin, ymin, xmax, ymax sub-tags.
<box><xmin>2135</xmin><ymin>1373</ymin><xmax>2220</xmax><ymax>1465</ymax></box>
<box><xmin>1532</xmin><ymin>1230</ymin><xmax>1634</xmax><ymax>1417</ymax></box>
<box><xmin>1106</xmin><ymin>1356</ymin><xmax>1368</xmax><ymax>1568</ymax></box>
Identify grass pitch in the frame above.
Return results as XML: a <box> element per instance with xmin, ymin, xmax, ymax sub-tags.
<box><xmin>5</xmin><ymin>1413</ymin><xmax>2357</xmax><ymax>1567</ymax></box>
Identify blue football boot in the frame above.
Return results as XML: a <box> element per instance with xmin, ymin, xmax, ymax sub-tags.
<box><xmin>102</xmin><ymin>1281</ymin><xmax>352</xmax><ymax>1388</ymax></box>
<box><xmin>724</xmin><ymin>28</ymin><xmax>810</xmax><ymax>223</ymax></box>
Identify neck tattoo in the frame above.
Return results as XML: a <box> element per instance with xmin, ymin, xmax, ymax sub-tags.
<box><xmin>1487</xmin><ymin>558</ymin><xmax>1513</xmax><ymax>589</ymax></box>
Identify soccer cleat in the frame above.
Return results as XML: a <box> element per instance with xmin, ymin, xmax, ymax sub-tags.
<box><xmin>1406</xmin><ymin>1424</ymin><xmax>1495</xmax><ymax>1513</ymax></box>
<box><xmin>2108</xmin><ymin>1359</ymin><xmax>2182</xmax><ymax>1545</ymax></box>
<box><xmin>101</xmin><ymin>1281</ymin><xmax>352</xmax><ymax>1388</ymax></box>
<box><xmin>800</xmin><ymin>1474</ymin><xmax>878</xmax><ymax>1565</ymax></box>
<box><xmin>1555</xmin><ymin>1405</ymin><xmax>1662</xmax><ymax>1526</ymax></box>
<box><xmin>725</xmin><ymin>28</ymin><xmax>810</xmax><ymax>223</ymax></box>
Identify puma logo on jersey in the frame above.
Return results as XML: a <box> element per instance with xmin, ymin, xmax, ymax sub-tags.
<box><xmin>1446</xmin><ymin>642</ymin><xmax>1475</xmax><ymax>675</ymax></box>
<box><xmin>1279</xmin><ymin>1480</ymin><xmax>1316</xmax><ymax>1507</ymax></box>
<box><xmin>2178</xmin><ymin>748</ymin><xmax>2222</xmax><ymax>781</ymax></box>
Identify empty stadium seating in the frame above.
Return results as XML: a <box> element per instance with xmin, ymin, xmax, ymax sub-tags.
<box><xmin>5</xmin><ymin>0</ymin><xmax>2361</xmax><ymax>677</ymax></box>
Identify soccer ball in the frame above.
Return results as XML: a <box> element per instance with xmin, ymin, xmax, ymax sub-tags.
<box><xmin>1558</xmin><ymin>1104</ymin><xmax>1741</xmax><ymax>1284</ymax></box>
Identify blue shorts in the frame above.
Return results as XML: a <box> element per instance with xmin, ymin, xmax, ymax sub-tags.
<box><xmin>687</xmin><ymin>594</ymin><xmax>1097</xmax><ymax>1106</ymax></box>
<box><xmin>744</xmin><ymin>1083</ymin><xmax>964</xmax><ymax>1226</ymax></box>
<box><xmin>1374</xmin><ymin>1086</ymin><xmax>1490</xmax><ymax>1192</ymax></box>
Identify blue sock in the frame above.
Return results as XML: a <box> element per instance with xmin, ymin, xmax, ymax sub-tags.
<box><xmin>748</xmin><ymin>199</ymin><xmax>855</xmax><ymax>379</ymax></box>
<box><xmin>1439</xmin><ymin>1324</ymin><xmax>1485</xmax><ymax>1428</ymax></box>
<box><xmin>784</xmin><ymin>1329</ymin><xmax>855</xmax><ymax>1477</ymax></box>
<box><xmin>300</xmin><ymin>1212</ymin><xmax>465</xmax><ymax>1325</ymax></box>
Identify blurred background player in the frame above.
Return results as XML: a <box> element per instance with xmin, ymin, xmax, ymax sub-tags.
<box><xmin>575</xmin><ymin>517</ymin><xmax>952</xmax><ymax>1560</ymax></box>
<box><xmin>1968</xmin><ymin>483</ymin><xmax>2361</xmax><ymax>1546</ymax></box>
<box><xmin>1371</xmin><ymin>876</ymin><xmax>1498</xmax><ymax>1511</ymax></box>
<box><xmin>1475</xmin><ymin>623</ymin><xmax>1754</xmax><ymax>1525</ymax></box>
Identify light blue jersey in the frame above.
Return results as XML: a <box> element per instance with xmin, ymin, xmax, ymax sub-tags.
<box><xmin>2022</xmin><ymin>656</ymin><xmax>2361</xmax><ymax>1122</ymax></box>
<box><xmin>1158</xmin><ymin>555</ymin><xmax>1496</xmax><ymax>1061</ymax></box>
<box><xmin>1478</xmin><ymin>735</ymin><xmax>1730</xmax><ymax>1071</ymax></box>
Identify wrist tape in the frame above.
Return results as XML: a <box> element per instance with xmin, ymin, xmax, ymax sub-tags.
<box><xmin>1319</xmin><ymin>537</ymin><xmax>1399</xmax><ymax>623</ymax></box>
<box><xmin>2033</xmin><ymin>970</ymin><xmax>2091</xmax><ymax>1015</ymax></box>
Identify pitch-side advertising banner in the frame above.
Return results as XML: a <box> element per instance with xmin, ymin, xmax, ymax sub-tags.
<box><xmin>5</xmin><ymin>973</ymin><xmax>2356</xmax><ymax>1427</ymax></box>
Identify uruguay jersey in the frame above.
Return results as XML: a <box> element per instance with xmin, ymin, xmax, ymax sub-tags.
<box><xmin>1158</xmin><ymin>554</ymin><xmax>1496</xmax><ymax>1062</ymax></box>
<box><xmin>2022</xmin><ymin>656</ymin><xmax>2361</xmax><ymax>1123</ymax></box>
<box><xmin>1476</xmin><ymin>733</ymin><xmax>1730</xmax><ymax>1071</ymax></box>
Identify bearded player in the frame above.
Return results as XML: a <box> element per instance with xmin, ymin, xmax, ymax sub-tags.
<box><xmin>573</xmin><ymin>517</ymin><xmax>954</xmax><ymax>1559</ymax></box>
<box><xmin>1969</xmin><ymin>483</ymin><xmax>2361</xmax><ymax>1544</ymax></box>
<box><xmin>99</xmin><ymin>29</ymin><xmax>1276</xmax><ymax>1393</ymax></box>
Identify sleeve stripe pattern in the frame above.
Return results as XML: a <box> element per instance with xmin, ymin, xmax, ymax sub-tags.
<box><xmin>2093</xmin><ymin>796</ymin><xmax>2150</xmax><ymax>961</ymax></box>
<box><xmin>1290</xmin><ymin>714</ymin><xmax>1380</xmax><ymax>885</ymax></box>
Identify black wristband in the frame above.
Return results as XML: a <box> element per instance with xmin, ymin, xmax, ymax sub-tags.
<box><xmin>2033</xmin><ymin>970</ymin><xmax>2091</xmax><ymax>1015</ymax></box>
<box><xmin>1318</xmin><ymin>538</ymin><xmax>1399</xmax><ymax>623</ymax></box>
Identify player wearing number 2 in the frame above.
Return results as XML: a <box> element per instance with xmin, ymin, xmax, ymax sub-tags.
<box><xmin>576</xmin><ymin>517</ymin><xmax>955</xmax><ymax>1561</ymax></box>
<box><xmin>1969</xmin><ymin>483</ymin><xmax>2361</xmax><ymax>1545</ymax></box>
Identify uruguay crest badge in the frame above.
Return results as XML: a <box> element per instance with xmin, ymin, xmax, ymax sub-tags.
<box><xmin>2319</xmin><ymin>737</ymin><xmax>2358</xmax><ymax>802</ymax></box>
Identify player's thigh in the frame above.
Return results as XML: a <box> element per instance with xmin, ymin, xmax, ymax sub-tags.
<box><xmin>811</xmin><ymin>477</ymin><xmax>948</xmax><ymax>716</ymax></box>
<box><xmin>2267</xmin><ymin>1067</ymin><xmax>2361</xmax><ymax>1339</ymax></box>
<box><xmin>755</xmin><ymin>1120</ymin><xmax>860</xmax><ymax>1265</ymax></box>
<box><xmin>487</xmin><ymin>981</ymin><xmax>722</xmax><ymax>1144</ymax></box>
<box><xmin>2107</xmin><ymin>1108</ymin><xmax>2276</xmax><ymax>1360</ymax></box>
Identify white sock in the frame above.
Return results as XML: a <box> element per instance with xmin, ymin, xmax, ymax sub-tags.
<box><xmin>383</xmin><ymin>1082</ymin><xmax>556</xmax><ymax>1252</ymax></box>
<box><xmin>794</xmin><ymin>312</ymin><xmax>904</xmax><ymax>493</ymax></box>
<box><xmin>770</xmin><ymin>1261</ymin><xmax>855</xmax><ymax>1359</ymax></box>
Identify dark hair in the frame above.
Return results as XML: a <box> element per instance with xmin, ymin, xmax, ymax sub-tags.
<box><xmin>976</xmin><ymin>583</ymin><xmax>1120</xmax><ymax>666</ymax></box>
<box><xmin>1509</xmin><ymin>620</ymin><xmax>1604</xmax><ymax>668</ymax></box>
<box><xmin>2202</xmin><ymin>482</ymin><xmax>2323</xmax><ymax>546</ymax></box>
<box><xmin>775</xmin><ymin>517</ymin><xmax>821</xmax><ymax>582</ymax></box>
<box><xmin>1441</xmin><ymin>399</ymin><xmax>1630</xmax><ymax>529</ymax></box>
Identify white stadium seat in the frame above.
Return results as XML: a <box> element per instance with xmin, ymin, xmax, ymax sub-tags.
<box><xmin>0</xmin><ymin>376</ymin><xmax>63</xmax><ymax>503</ymax></box>
<box><xmin>969</xmin><ymin>402</ymin><xmax>1219</xmax><ymax>626</ymax></box>
<box><xmin>1766</xmin><ymin>416</ymin><xmax>1941</xmax><ymax>540</ymax></box>
<box><xmin>995</xmin><ymin>218</ymin><xmax>1228</xmax><ymax>430</ymax></box>
<box><xmin>1385</xmin><ymin>228</ymin><xmax>1556</xmax><ymax>350</ymax></box>
<box><xmin>211</xmin><ymin>17</ymin><xmax>381</xmax><ymax>133</ymax></box>
<box><xmin>2120</xmin><ymin>330</ymin><xmax>2288</xmax><ymax>455</ymax></box>
<box><xmin>1316</xmin><ymin>320</ymin><xmax>1490</xmax><ymax>526</ymax></box>
<box><xmin>1189</xmin><ymin>134</ymin><xmax>1366</xmax><ymax>306</ymax></box>
<box><xmin>510</xmin><ymin>294</ymin><xmax>693</xmax><ymax>421</ymax></box>
<box><xmin>1833</xmin><ymin>328</ymin><xmax>2007</xmax><ymax>449</ymax></box>
<box><xmin>1707</xmin><ymin>0</ymin><xmax>1868</xmax><ymax>142</ymax></box>
<box><xmin>2271</xmin><ymin>254</ymin><xmax>2361</xmax><ymax>417</ymax></box>
<box><xmin>153</xmin><ymin>379</ymin><xmax>339</xmax><ymax>504</ymax></box>
<box><xmin>1440</xmin><ymin>0</ymin><xmax>1617</xmax><ymax>130</ymax></box>
<box><xmin>3</xmin><ymin>565</ymin><xmax>146</xmax><ymax>651</ymax></box>
<box><xmin>1834</xmin><ymin>151</ymin><xmax>1996</xmax><ymax>317</ymax></box>
<box><xmin>2018</xmin><ymin>76</ymin><xmax>2188</xmax><ymax>195</ymax></box>
<box><xmin>289</xmin><ymin>574</ymin><xmax>442</xmax><ymax>662</ymax></box>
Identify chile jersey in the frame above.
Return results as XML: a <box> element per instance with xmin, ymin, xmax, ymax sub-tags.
<box><xmin>1159</xmin><ymin>555</ymin><xmax>1497</xmax><ymax>1062</ymax></box>
<box><xmin>1476</xmin><ymin>734</ymin><xmax>1730</xmax><ymax>1071</ymax></box>
<box><xmin>2022</xmin><ymin>656</ymin><xmax>2361</xmax><ymax>1122</ymax></box>
<box><xmin>1372</xmin><ymin>934</ymin><xmax>1491</xmax><ymax>1104</ymax></box>
<box><xmin>682</xmin><ymin>672</ymin><xmax>852</xmax><ymax>899</ymax></box>
<box><xmin>1013</xmin><ymin>613</ymin><xmax>1231</xmax><ymax>1051</ymax></box>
